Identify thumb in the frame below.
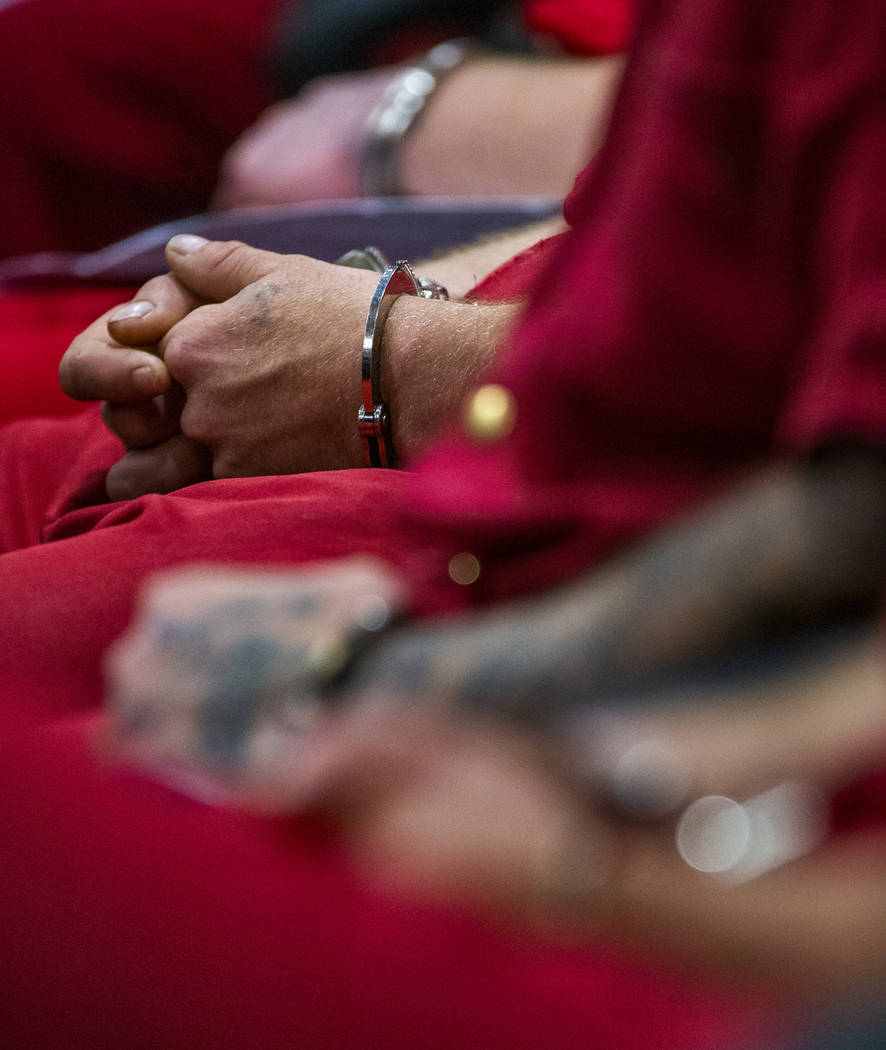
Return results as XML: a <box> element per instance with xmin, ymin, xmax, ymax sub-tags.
<box><xmin>165</xmin><ymin>235</ymin><xmax>283</xmax><ymax>302</ymax></box>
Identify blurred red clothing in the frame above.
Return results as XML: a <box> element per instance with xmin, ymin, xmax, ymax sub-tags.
<box><xmin>0</xmin><ymin>0</ymin><xmax>286</xmax><ymax>257</ymax></box>
<box><xmin>0</xmin><ymin>285</ymin><xmax>136</xmax><ymax>422</ymax></box>
<box><xmin>526</xmin><ymin>0</ymin><xmax>633</xmax><ymax>53</ymax></box>
<box><xmin>0</xmin><ymin>0</ymin><xmax>882</xmax><ymax>1045</ymax></box>
<box><xmin>0</xmin><ymin>0</ymin><xmax>632</xmax><ymax>257</ymax></box>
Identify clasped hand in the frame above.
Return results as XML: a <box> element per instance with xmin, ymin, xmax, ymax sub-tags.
<box><xmin>59</xmin><ymin>236</ymin><xmax>379</xmax><ymax>500</ymax></box>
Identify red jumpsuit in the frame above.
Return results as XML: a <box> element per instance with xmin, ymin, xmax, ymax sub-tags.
<box><xmin>0</xmin><ymin>0</ymin><xmax>883</xmax><ymax>1045</ymax></box>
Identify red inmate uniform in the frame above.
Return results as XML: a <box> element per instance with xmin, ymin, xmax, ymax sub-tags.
<box><xmin>0</xmin><ymin>0</ymin><xmax>883</xmax><ymax>1045</ymax></box>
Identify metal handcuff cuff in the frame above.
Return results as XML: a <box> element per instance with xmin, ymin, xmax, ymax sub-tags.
<box><xmin>339</xmin><ymin>246</ymin><xmax>448</xmax><ymax>468</ymax></box>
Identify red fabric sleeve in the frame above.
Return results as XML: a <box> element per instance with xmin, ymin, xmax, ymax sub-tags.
<box><xmin>403</xmin><ymin>0</ymin><xmax>886</xmax><ymax>607</ymax></box>
<box><xmin>774</xmin><ymin>33</ymin><xmax>886</xmax><ymax>453</ymax></box>
<box><xmin>524</xmin><ymin>0</ymin><xmax>634</xmax><ymax>55</ymax></box>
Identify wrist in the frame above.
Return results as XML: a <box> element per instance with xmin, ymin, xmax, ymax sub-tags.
<box><xmin>380</xmin><ymin>294</ymin><xmax>518</xmax><ymax>461</ymax></box>
<box><xmin>360</xmin><ymin>40</ymin><xmax>478</xmax><ymax>197</ymax></box>
<box><xmin>343</xmin><ymin>254</ymin><xmax>449</xmax><ymax>469</ymax></box>
<box><xmin>400</xmin><ymin>55</ymin><xmax>625</xmax><ymax>198</ymax></box>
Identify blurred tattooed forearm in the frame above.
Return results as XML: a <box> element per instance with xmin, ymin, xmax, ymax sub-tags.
<box><xmin>108</xmin><ymin>448</ymin><xmax>886</xmax><ymax>781</ymax></box>
<box><xmin>349</xmin><ymin>449</ymin><xmax>886</xmax><ymax>724</ymax></box>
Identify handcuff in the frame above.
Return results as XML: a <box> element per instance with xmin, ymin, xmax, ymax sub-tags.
<box><xmin>338</xmin><ymin>247</ymin><xmax>448</xmax><ymax>468</ymax></box>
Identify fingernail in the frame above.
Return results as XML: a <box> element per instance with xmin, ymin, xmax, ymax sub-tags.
<box><xmin>167</xmin><ymin>234</ymin><xmax>209</xmax><ymax>255</ymax></box>
<box><xmin>108</xmin><ymin>300</ymin><xmax>155</xmax><ymax>323</ymax></box>
<box><xmin>132</xmin><ymin>363</ymin><xmax>165</xmax><ymax>395</ymax></box>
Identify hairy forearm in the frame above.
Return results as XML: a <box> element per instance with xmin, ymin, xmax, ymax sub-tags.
<box><xmin>401</xmin><ymin>55</ymin><xmax>624</xmax><ymax>198</ymax></box>
<box><xmin>380</xmin><ymin>215</ymin><xmax>564</xmax><ymax>435</ymax></box>
<box><xmin>353</xmin><ymin>451</ymin><xmax>886</xmax><ymax>722</ymax></box>
<box><xmin>416</xmin><ymin>217</ymin><xmax>566</xmax><ymax>300</ymax></box>
<box><xmin>381</xmin><ymin>295</ymin><xmax>520</xmax><ymax>461</ymax></box>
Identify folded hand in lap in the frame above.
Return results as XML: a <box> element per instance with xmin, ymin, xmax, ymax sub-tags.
<box><xmin>60</xmin><ymin>235</ymin><xmax>512</xmax><ymax>499</ymax></box>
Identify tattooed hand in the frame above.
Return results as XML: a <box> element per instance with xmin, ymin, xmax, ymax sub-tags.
<box><xmin>105</xmin><ymin>449</ymin><xmax>886</xmax><ymax>806</ymax></box>
<box><xmin>353</xmin><ymin>449</ymin><xmax>886</xmax><ymax>727</ymax></box>
<box><xmin>105</xmin><ymin>557</ymin><xmax>408</xmax><ymax>806</ymax></box>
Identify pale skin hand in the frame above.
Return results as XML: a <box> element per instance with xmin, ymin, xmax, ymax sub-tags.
<box><xmin>154</xmin><ymin>238</ymin><xmax>515</xmax><ymax>480</ymax></box>
<box><xmin>212</xmin><ymin>55</ymin><xmax>624</xmax><ymax>210</ymax></box>
<box><xmin>58</xmin><ymin>272</ymin><xmax>214</xmax><ymax>497</ymax></box>
<box><xmin>156</xmin><ymin>239</ymin><xmax>378</xmax><ymax>478</ymax></box>
<box><xmin>57</xmin><ymin>214</ymin><xmax>553</xmax><ymax>470</ymax></box>
<box><xmin>59</xmin><ymin>234</ymin><xmax>521</xmax><ymax>499</ymax></box>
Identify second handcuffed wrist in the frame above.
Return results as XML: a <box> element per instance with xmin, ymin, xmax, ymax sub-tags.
<box><xmin>360</xmin><ymin>39</ymin><xmax>477</xmax><ymax>197</ymax></box>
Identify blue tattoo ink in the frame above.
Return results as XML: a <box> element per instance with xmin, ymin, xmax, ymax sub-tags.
<box><xmin>201</xmin><ymin>636</ymin><xmax>278</xmax><ymax>767</ymax></box>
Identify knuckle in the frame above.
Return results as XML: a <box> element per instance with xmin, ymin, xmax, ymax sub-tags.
<box><xmin>179</xmin><ymin>400</ymin><xmax>213</xmax><ymax>449</ymax></box>
<box><xmin>160</xmin><ymin>322</ymin><xmax>199</xmax><ymax>380</ymax></box>
<box><xmin>136</xmin><ymin>273</ymin><xmax>173</xmax><ymax>302</ymax></box>
<box><xmin>160</xmin><ymin>331</ymin><xmax>185</xmax><ymax>375</ymax></box>
<box><xmin>162</xmin><ymin>304</ymin><xmax>226</xmax><ymax>381</ymax></box>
